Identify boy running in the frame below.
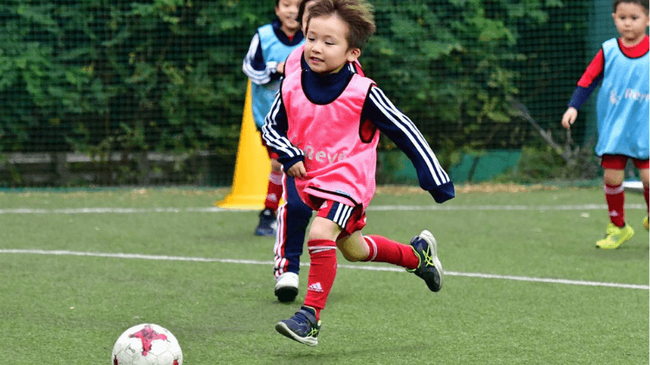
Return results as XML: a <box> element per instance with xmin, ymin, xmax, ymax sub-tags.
<box><xmin>272</xmin><ymin>0</ymin><xmax>365</xmax><ymax>303</ymax></box>
<box><xmin>262</xmin><ymin>0</ymin><xmax>454</xmax><ymax>346</ymax></box>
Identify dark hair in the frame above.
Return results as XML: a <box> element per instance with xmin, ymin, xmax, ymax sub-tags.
<box><xmin>613</xmin><ymin>0</ymin><xmax>649</xmax><ymax>13</ymax></box>
<box><xmin>298</xmin><ymin>0</ymin><xmax>315</xmax><ymax>26</ymax></box>
<box><xmin>306</xmin><ymin>0</ymin><xmax>375</xmax><ymax>50</ymax></box>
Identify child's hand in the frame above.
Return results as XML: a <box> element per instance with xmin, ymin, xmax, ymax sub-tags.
<box><xmin>277</xmin><ymin>62</ymin><xmax>285</xmax><ymax>75</ymax></box>
<box><xmin>561</xmin><ymin>107</ymin><xmax>578</xmax><ymax>130</ymax></box>
<box><xmin>286</xmin><ymin>161</ymin><xmax>307</xmax><ymax>178</ymax></box>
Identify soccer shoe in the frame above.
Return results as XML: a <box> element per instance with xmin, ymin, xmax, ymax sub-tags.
<box><xmin>596</xmin><ymin>223</ymin><xmax>634</xmax><ymax>249</ymax></box>
<box><xmin>254</xmin><ymin>208</ymin><xmax>277</xmax><ymax>236</ymax></box>
<box><xmin>643</xmin><ymin>216</ymin><xmax>648</xmax><ymax>230</ymax></box>
<box><xmin>275</xmin><ymin>306</ymin><xmax>321</xmax><ymax>346</ymax></box>
<box><xmin>408</xmin><ymin>230</ymin><xmax>444</xmax><ymax>292</ymax></box>
<box><xmin>275</xmin><ymin>272</ymin><xmax>299</xmax><ymax>303</ymax></box>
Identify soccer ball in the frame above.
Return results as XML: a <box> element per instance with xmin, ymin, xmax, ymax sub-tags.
<box><xmin>112</xmin><ymin>323</ymin><xmax>183</xmax><ymax>365</ymax></box>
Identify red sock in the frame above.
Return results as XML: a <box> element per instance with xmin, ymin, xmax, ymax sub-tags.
<box><xmin>303</xmin><ymin>239</ymin><xmax>337</xmax><ymax>317</ymax></box>
<box><xmin>604</xmin><ymin>184</ymin><xmax>625</xmax><ymax>227</ymax></box>
<box><xmin>264</xmin><ymin>171</ymin><xmax>283</xmax><ymax>212</ymax></box>
<box><xmin>644</xmin><ymin>186</ymin><xmax>649</xmax><ymax>214</ymax></box>
<box><xmin>363</xmin><ymin>235</ymin><xmax>419</xmax><ymax>270</ymax></box>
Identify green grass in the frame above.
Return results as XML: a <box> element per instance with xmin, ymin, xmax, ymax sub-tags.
<box><xmin>0</xmin><ymin>186</ymin><xmax>648</xmax><ymax>364</ymax></box>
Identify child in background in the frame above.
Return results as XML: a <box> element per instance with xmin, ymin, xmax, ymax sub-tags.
<box><xmin>243</xmin><ymin>0</ymin><xmax>305</xmax><ymax>236</ymax></box>
<box><xmin>561</xmin><ymin>0</ymin><xmax>649</xmax><ymax>249</ymax></box>
<box><xmin>270</xmin><ymin>0</ymin><xmax>318</xmax><ymax>304</ymax></box>
<box><xmin>271</xmin><ymin>0</ymin><xmax>365</xmax><ymax>303</ymax></box>
<box><xmin>262</xmin><ymin>0</ymin><xmax>454</xmax><ymax>346</ymax></box>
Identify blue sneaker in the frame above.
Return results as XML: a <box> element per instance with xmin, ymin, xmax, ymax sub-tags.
<box><xmin>408</xmin><ymin>230</ymin><xmax>444</xmax><ymax>292</ymax></box>
<box><xmin>275</xmin><ymin>306</ymin><xmax>321</xmax><ymax>346</ymax></box>
<box><xmin>255</xmin><ymin>208</ymin><xmax>276</xmax><ymax>236</ymax></box>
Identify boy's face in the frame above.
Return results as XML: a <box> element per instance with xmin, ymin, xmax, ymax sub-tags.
<box><xmin>276</xmin><ymin>0</ymin><xmax>300</xmax><ymax>34</ymax></box>
<box><xmin>305</xmin><ymin>13</ymin><xmax>361</xmax><ymax>74</ymax></box>
<box><xmin>612</xmin><ymin>2</ymin><xmax>649</xmax><ymax>45</ymax></box>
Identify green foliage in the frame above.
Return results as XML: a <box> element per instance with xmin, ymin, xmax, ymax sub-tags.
<box><xmin>0</xmin><ymin>0</ymin><xmax>254</xmax><ymax>184</ymax></box>
<box><xmin>367</xmin><ymin>0</ymin><xmax>588</xmax><ymax>166</ymax></box>
<box><xmin>495</xmin><ymin>144</ymin><xmax>600</xmax><ymax>183</ymax></box>
<box><xmin>0</xmin><ymin>0</ymin><xmax>592</xmax><ymax>185</ymax></box>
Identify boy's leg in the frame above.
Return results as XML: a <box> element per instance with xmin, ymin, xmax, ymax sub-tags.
<box><xmin>632</xmin><ymin>160</ymin><xmax>648</xmax><ymax>229</ymax></box>
<box><xmin>332</xmin><ymin>206</ymin><xmax>443</xmax><ymax>291</ymax></box>
<box><xmin>354</xmin><ymin>233</ymin><xmax>443</xmax><ymax>292</ymax></box>
<box><xmin>255</xmin><ymin>154</ymin><xmax>283</xmax><ymax>236</ymax></box>
<box><xmin>597</xmin><ymin>156</ymin><xmax>634</xmax><ymax>249</ymax></box>
<box><xmin>361</xmin><ymin>235</ymin><xmax>419</xmax><ymax>269</ymax></box>
<box><xmin>276</xmin><ymin>202</ymin><xmax>345</xmax><ymax>346</ymax></box>
<box><xmin>274</xmin><ymin>176</ymin><xmax>313</xmax><ymax>302</ymax></box>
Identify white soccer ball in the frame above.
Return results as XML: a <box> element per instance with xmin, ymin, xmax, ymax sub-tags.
<box><xmin>111</xmin><ymin>323</ymin><xmax>183</xmax><ymax>365</ymax></box>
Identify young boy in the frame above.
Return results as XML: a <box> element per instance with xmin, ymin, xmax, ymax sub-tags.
<box><xmin>242</xmin><ymin>0</ymin><xmax>305</xmax><ymax>236</ymax></box>
<box><xmin>262</xmin><ymin>0</ymin><xmax>455</xmax><ymax>346</ymax></box>
<box><xmin>272</xmin><ymin>0</ymin><xmax>365</xmax><ymax>303</ymax></box>
<box><xmin>561</xmin><ymin>0</ymin><xmax>649</xmax><ymax>249</ymax></box>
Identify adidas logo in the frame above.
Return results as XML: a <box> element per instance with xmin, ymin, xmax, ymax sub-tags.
<box><xmin>308</xmin><ymin>282</ymin><xmax>324</xmax><ymax>292</ymax></box>
<box><xmin>609</xmin><ymin>210</ymin><xmax>619</xmax><ymax>217</ymax></box>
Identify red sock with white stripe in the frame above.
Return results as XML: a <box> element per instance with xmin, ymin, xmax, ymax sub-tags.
<box><xmin>362</xmin><ymin>235</ymin><xmax>419</xmax><ymax>270</ymax></box>
<box><xmin>303</xmin><ymin>239</ymin><xmax>337</xmax><ymax>320</ymax></box>
<box><xmin>605</xmin><ymin>183</ymin><xmax>625</xmax><ymax>227</ymax></box>
<box><xmin>264</xmin><ymin>171</ymin><xmax>283</xmax><ymax>212</ymax></box>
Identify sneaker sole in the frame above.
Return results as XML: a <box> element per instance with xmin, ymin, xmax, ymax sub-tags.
<box><xmin>419</xmin><ymin>230</ymin><xmax>444</xmax><ymax>291</ymax></box>
<box><xmin>275</xmin><ymin>322</ymin><xmax>318</xmax><ymax>346</ymax></box>
<box><xmin>274</xmin><ymin>285</ymin><xmax>298</xmax><ymax>303</ymax></box>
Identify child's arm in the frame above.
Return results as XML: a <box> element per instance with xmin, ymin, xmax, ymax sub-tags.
<box><xmin>561</xmin><ymin>50</ymin><xmax>605</xmax><ymax>129</ymax></box>
<box><xmin>242</xmin><ymin>32</ymin><xmax>284</xmax><ymax>85</ymax></box>
<box><xmin>261</xmin><ymin>93</ymin><xmax>306</xmax><ymax>177</ymax></box>
<box><xmin>363</xmin><ymin>86</ymin><xmax>454</xmax><ymax>203</ymax></box>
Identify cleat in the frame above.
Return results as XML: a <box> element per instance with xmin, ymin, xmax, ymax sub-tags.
<box><xmin>596</xmin><ymin>223</ymin><xmax>634</xmax><ymax>249</ymax></box>
<box><xmin>408</xmin><ymin>230</ymin><xmax>443</xmax><ymax>292</ymax></box>
<box><xmin>275</xmin><ymin>272</ymin><xmax>299</xmax><ymax>303</ymax></box>
<box><xmin>255</xmin><ymin>208</ymin><xmax>277</xmax><ymax>236</ymax></box>
<box><xmin>275</xmin><ymin>307</ymin><xmax>321</xmax><ymax>346</ymax></box>
<box><xmin>644</xmin><ymin>216</ymin><xmax>648</xmax><ymax>231</ymax></box>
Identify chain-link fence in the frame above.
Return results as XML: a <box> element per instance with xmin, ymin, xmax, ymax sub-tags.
<box><xmin>0</xmin><ymin>0</ymin><xmax>614</xmax><ymax>187</ymax></box>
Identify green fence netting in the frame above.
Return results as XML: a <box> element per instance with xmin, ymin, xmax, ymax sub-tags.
<box><xmin>0</xmin><ymin>0</ymin><xmax>611</xmax><ymax>187</ymax></box>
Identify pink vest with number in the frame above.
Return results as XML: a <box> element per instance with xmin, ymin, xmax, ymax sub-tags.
<box><xmin>281</xmin><ymin>71</ymin><xmax>378</xmax><ymax>208</ymax></box>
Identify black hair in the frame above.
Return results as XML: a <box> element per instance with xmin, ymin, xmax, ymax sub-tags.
<box><xmin>613</xmin><ymin>0</ymin><xmax>649</xmax><ymax>13</ymax></box>
<box><xmin>298</xmin><ymin>0</ymin><xmax>315</xmax><ymax>26</ymax></box>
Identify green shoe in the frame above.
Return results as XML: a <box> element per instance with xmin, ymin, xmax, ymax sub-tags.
<box><xmin>408</xmin><ymin>230</ymin><xmax>443</xmax><ymax>292</ymax></box>
<box><xmin>643</xmin><ymin>216</ymin><xmax>648</xmax><ymax>231</ymax></box>
<box><xmin>596</xmin><ymin>223</ymin><xmax>634</xmax><ymax>249</ymax></box>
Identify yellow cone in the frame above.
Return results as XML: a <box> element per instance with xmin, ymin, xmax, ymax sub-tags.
<box><xmin>216</xmin><ymin>80</ymin><xmax>271</xmax><ymax>210</ymax></box>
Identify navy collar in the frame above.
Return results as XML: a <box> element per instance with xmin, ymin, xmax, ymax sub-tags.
<box><xmin>272</xmin><ymin>19</ymin><xmax>304</xmax><ymax>46</ymax></box>
<box><xmin>302</xmin><ymin>65</ymin><xmax>354</xmax><ymax>105</ymax></box>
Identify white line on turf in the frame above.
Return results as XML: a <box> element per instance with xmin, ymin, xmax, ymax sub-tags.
<box><xmin>0</xmin><ymin>248</ymin><xmax>647</xmax><ymax>291</ymax></box>
<box><xmin>0</xmin><ymin>204</ymin><xmax>646</xmax><ymax>214</ymax></box>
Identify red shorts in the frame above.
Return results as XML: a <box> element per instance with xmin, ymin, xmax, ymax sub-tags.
<box><xmin>601</xmin><ymin>154</ymin><xmax>649</xmax><ymax>170</ymax></box>
<box><xmin>313</xmin><ymin>199</ymin><xmax>367</xmax><ymax>238</ymax></box>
